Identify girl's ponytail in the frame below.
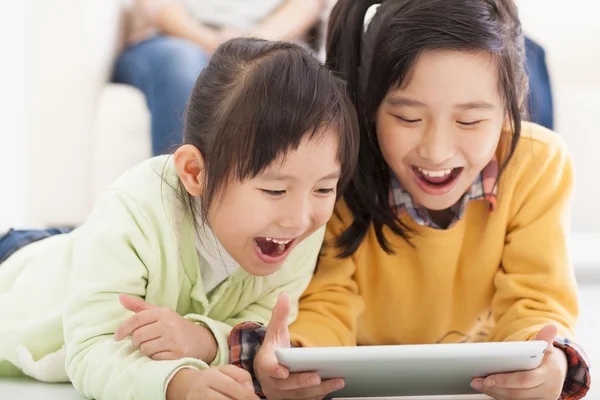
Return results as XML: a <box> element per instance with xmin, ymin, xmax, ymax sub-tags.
<box><xmin>325</xmin><ymin>0</ymin><xmax>381</xmax><ymax>106</ymax></box>
<box><xmin>327</xmin><ymin>1</ymin><xmax>412</xmax><ymax>257</ymax></box>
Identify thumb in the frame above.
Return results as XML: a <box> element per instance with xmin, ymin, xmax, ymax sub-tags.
<box><xmin>257</xmin><ymin>341</ymin><xmax>290</xmax><ymax>380</ymax></box>
<box><xmin>119</xmin><ymin>293</ymin><xmax>156</xmax><ymax>313</ymax></box>
<box><xmin>264</xmin><ymin>293</ymin><xmax>291</xmax><ymax>346</ymax></box>
<box><xmin>534</xmin><ymin>324</ymin><xmax>558</xmax><ymax>350</ymax></box>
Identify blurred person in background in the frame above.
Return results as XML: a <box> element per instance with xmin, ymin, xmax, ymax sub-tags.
<box><xmin>525</xmin><ymin>36</ymin><xmax>554</xmax><ymax>130</ymax></box>
<box><xmin>114</xmin><ymin>0</ymin><xmax>327</xmax><ymax>156</ymax></box>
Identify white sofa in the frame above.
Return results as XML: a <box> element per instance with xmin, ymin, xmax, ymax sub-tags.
<box><xmin>26</xmin><ymin>0</ymin><xmax>151</xmax><ymax>227</ymax></box>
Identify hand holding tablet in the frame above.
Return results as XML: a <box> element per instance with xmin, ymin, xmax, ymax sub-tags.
<box><xmin>253</xmin><ymin>294</ymin><xmax>345</xmax><ymax>399</ymax></box>
<box><xmin>255</xmin><ymin>294</ymin><xmax>548</xmax><ymax>398</ymax></box>
<box><xmin>275</xmin><ymin>340</ymin><xmax>547</xmax><ymax>398</ymax></box>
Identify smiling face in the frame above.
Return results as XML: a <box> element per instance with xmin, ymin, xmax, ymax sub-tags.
<box><xmin>375</xmin><ymin>50</ymin><xmax>506</xmax><ymax>212</ymax></box>
<box><xmin>207</xmin><ymin>131</ymin><xmax>341</xmax><ymax>276</ymax></box>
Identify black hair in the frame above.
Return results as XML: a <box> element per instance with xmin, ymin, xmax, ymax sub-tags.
<box><xmin>179</xmin><ymin>37</ymin><xmax>360</xmax><ymax>226</ymax></box>
<box><xmin>327</xmin><ymin>0</ymin><xmax>526</xmax><ymax>257</ymax></box>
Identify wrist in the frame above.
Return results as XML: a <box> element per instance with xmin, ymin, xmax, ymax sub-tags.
<box><xmin>253</xmin><ymin>352</ymin><xmax>265</xmax><ymax>385</ymax></box>
<box><xmin>191</xmin><ymin>323</ymin><xmax>218</xmax><ymax>363</ymax></box>
<box><xmin>166</xmin><ymin>368</ymin><xmax>202</xmax><ymax>400</ymax></box>
<box><xmin>555</xmin><ymin>345</ymin><xmax>569</xmax><ymax>382</ymax></box>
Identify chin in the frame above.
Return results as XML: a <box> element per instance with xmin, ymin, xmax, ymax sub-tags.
<box><xmin>414</xmin><ymin>192</ymin><xmax>463</xmax><ymax>211</ymax></box>
<box><xmin>242</xmin><ymin>261</ymin><xmax>282</xmax><ymax>277</ymax></box>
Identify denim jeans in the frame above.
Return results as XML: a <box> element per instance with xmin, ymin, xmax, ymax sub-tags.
<box><xmin>113</xmin><ymin>36</ymin><xmax>210</xmax><ymax>156</ymax></box>
<box><xmin>525</xmin><ymin>36</ymin><xmax>554</xmax><ymax>130</ymax></box>
<box><xmin>0</xmin><ymin>228</ymin><xmax>72</xmax><ymax>265</ymax></box>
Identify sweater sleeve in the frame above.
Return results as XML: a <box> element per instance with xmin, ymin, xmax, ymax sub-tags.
<box><xmin>184</xmin><ymin>226</ymin><xmax>326</xmax><ymax>366</ymax></box>
<box><xmin>63</xmin><ymin>190</ymin><xmax>208</xmax><ymax>400</ymax></box>
<box><xmin>289</xmin><ymin>204</ymin><xmax>364</xmax><ymax>347</ymax></box>
<box><xmin>490</xmin><ymin>135</ymin><xmax>579</xmax><ymax>342</ymax></box>
<box><xmin>490</xmin><ymin>134</ymin><xmax>591</xmax><ymax>399</ymax></box>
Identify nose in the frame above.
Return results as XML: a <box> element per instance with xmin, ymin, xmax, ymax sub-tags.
<box><xmin>278</xmin><ymin>195</ymin><xmax>312</xmax><ymax>234</ymax></box>
<box><xmin>416</xmin><ymin>122</ymin><xmax>455</xmax><ymax>165</ymax></box>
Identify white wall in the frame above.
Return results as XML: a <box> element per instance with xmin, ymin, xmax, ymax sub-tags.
<box><xmin>518</xmin><ymin>0</ymin><xmax>600</xmax><ymax>233</ymax></box>
<box><xmin>0</xmin><ymin>2</ymin><xmax>28</xmax><ymax>232</ymax></box>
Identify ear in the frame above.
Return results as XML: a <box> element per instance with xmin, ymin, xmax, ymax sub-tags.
<box><xmin>174</xmin><ymin>145</ymin><xmax>205</xmax><ymax>197</ymax></box>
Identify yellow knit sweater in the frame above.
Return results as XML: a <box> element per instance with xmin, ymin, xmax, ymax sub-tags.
<box><xmin>290</xmin><ymin>123</ymin><xmax>579</xmax><ymax>348</ymax></box>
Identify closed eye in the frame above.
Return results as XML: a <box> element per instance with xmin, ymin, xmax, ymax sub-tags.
<box><xmin>395</xmin><ymin>116</ymin><xmax>421</xmax><ymax>124</ymax></box>
<box><xmin>261</xmin><ymin>189</ymin><xmax>285</xmax><ymax>197</ymax></box>
<box><xmin>457</xmin><ymin>120</ymin><xmax>483</xmax><ymax>127</ymax></box>
<box><xmin>316</xmin><ymin>188</ymin><xmax>335</xmax><ymax>195</ymax></box>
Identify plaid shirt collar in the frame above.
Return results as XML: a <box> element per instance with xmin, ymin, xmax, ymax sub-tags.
<box><xmin>389</xmin><ymin>158</ymin><xmax>499</xmax><ymax>229</ymax></box>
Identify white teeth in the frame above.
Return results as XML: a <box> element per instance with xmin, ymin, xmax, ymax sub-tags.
<box><xmin>266</xmin><ymin>238</ymin><xmax>291</xmax><ymax>244</ymax></box>
<box><xmin>417</xmin><ymin>167</ymin><xmax>453</xmax><ymax>178</ymax></box>
<box><xmin>277</xmin><ymin>243</ymin><xmax>285</xmax><ymax>253</ymax></box>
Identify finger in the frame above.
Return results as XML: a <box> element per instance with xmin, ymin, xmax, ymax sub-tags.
<box><xmin>119</xmin><ymin>294</ymin><xmax>156</xmax><ymax>313</ymax></box>
<box><xmin>263</xmin><ymin>293</ymin><xmax>291</xmax><ymax>345</ymax></box>
<box><xmin>114</xmin><ymin>309</ymin><xmax>159</xmax><ymax>341</ymax></box>
<box><xmin>218</xmin><ymin>365</ymin><xmax>254</xmax><ymax>386</ymax></box>
<box><xmin>210</xmin><ymin>372</ymin><xmax>259</xmax><ymax>400</ymax></box>
<box><xmin>203</xmin><ymin>390</ymin><xmax>235</xmax><ymax>400</ymax></box>
<box><xmin>534</xmin><ymin>324</ymin><xmax>558</xmax><ymax>350</ymax></box>
<box><xmin>131</xmin><ymin>323</ymin><xmax>162</xmax><ymax>348</ymax></box>
<box><xmin>479</xmin><ymin>385</ymin><xmax>544</xmax><ymax>399</ymax></box>
<box><xmin>150</xmin><ymin>351</ymin><xmax>179</xmax><ymax>361</ymax></box>
<box><xmin>255</xmin><ymin>342</ymin><xmax>290</xmax><ymax>379</ymax></box>
<box><xmin>139</xmin><ymin>337</ymin><xmax>170</xmax><ymax>357</ymax></box>
<box><xmin>271</xmin><ymin>371</ymin><xmax>322</xmax><ymax>391</ymax></box>
<box><xmin>475</xmin><ymin>367</ymin><xmax>545</xmax><ymax>390</ymax></box>
<box><xmin>280</xmin><ymin>378</ymin><xmax>345</xmax><ymax>399</ymax></box>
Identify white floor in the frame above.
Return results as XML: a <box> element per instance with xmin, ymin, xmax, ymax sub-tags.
<box><xmin>0</xmin><ymin>379</ymin><xmax>493</xmax><ymax>400</ymax></box>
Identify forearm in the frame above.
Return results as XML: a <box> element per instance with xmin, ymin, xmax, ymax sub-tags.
<box><xmin>251</xmin><ymin>0</ymin><xmax>324</xmax><ymax>41</ymax></box>
<box><xmin>155</xmin><ymin>2</ymin><xmax>219</xmax><ymax>52</ymax></box>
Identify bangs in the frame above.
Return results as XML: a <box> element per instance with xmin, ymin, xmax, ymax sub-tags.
<box><xmin>180</xmin><ymin>37</ymin><xmax>359</xmax><ymax>225</ymax></box>
<box><xmin>207</xmin><ymin>49</ymin><xmax>358</xmax><ymax>189</ymax></box>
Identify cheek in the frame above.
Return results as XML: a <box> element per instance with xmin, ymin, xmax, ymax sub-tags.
<box><xmin>211</xmin><ymin>192</ymin><xmax>262</xmax><ymax>236</ymax></box>
<box><xmin>313</xmin><ymin>197</ymin><xmax>338</xmax><ymax>226</ymax></box>
<box><xmin>376</xmin><ymin>128</ymin><xmax>413</xmax><ymax>168</ymax></box>
<box><xmin>375</xmin><ymin>112</ymin><xmax>418</xmax><ymax>161</ymax></box>
<box><xmin>461</xmin><ymin>129</ymin><xmax>502</xmax><ymax>168</ymax></box>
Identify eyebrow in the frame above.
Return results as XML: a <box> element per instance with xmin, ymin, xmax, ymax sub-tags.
<box><xmin>261</xmin><ymin>171</ymin><xmax>341</xmax><ymax>181</ymax></box>
<box><xmin>386</xmin><ymin>96</ymin><xmax>496</xmax><ymax>110</ymax></box>
<box><xmin>454</xmin><ymin>101</ymin><xmax>496</xmax><ymax>110</ymax></box>
<box><xmin>385</xmin><ymin>97</ymin><xmax>427</xmax><ymax>108</ymax></box>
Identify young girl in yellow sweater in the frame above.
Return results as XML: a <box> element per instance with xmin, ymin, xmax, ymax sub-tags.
<box><xmin>234</xmin><ymin>1</ymin><xmax>591</xmax><ymax>399</ymax></box>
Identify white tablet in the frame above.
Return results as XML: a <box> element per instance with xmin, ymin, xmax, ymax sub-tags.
<box><xmin>275</xmin><ymin>341</ymin><xmax>547</xmax><ymax>398</ymax></box>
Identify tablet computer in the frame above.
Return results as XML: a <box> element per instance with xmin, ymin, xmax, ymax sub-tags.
<box><xmin>275</xmin><ymin>341</ymin><xmax>547</xmax><ymax>398</ymax></box>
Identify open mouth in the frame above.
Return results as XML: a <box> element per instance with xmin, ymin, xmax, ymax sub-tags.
<box><xmin>253</xmin><ymin>237</ymin><xmax>296</xmax><ymax>264</ymax></box>
<box><xmin>411</xmin><ymin>166</ymin><xmax>464</xmax><ymax>195</ymax></box>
